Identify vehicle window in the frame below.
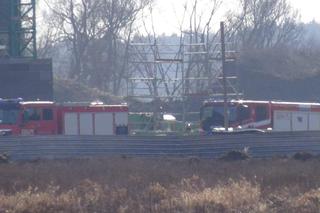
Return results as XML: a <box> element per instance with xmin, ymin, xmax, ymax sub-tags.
<box><xmin>201</xmin><ymin>106</ymin><xmax>237</xmax><ymax>122</ymax></box>
<box><xmin>212</xmin><ymin>107</ymin><xmax>238</xmax><ymax>122</ymax></box>
<box><xmin>238</xmin><ymin>105</ymin><xmax>251</xmax><ymax>121</ymax></box>
<box><xmin>256</xmin><ymin>105</ymin><xmax>268</xmax><ymax>121</ymax></box>
<box><xmin>227</xmin><ymin>107</ymin><xmax>237</xmax><ymax>122</ymax></box>
<box><xmin>43</xmin><ymin>108</ymin><xmax>53</xmax><ymax>121</ymax></box>
<box><xmin>24</xmin><ymin>108</ymin><xmax>41</xmax><ymax>121</ymax></box>
<box><xmin>201</xmin><ymin>106</ymin><xmax>213</xmax><ymax>120</ymax></box>
<box><xmin>0</xmin><ymin>109</ymin><xmax>19</xmax><ymax>124</ymax></box>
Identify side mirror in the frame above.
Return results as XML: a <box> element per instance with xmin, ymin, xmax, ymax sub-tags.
<box><xmin>239</xmin><ymin>104</ymin><xmax>249</xmax><ymax>109</ymax></box>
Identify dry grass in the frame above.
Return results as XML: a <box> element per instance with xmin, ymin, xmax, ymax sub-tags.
<box><xmin>0</xmin><ymin>157</ymin><xmax>320</xmax><ymax>212</ymax></box>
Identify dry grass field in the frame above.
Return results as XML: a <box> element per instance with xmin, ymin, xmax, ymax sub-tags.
<box><xmin>0</xmin><ymin>156</ymin><xmax>320</xmax><ymax>212</ymax></box>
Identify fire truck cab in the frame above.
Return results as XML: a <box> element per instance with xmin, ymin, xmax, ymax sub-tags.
<box><xmin>0</xmin><ymin>99</ymin><xmax>24</xmax><ymax>135</ymax></box>
<box><xmin>21</xmin><ymin>101</ymin><xmax>58</xmax><ymax>135</ymax></box>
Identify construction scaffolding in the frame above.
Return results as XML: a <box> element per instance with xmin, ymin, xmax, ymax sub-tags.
<box><xmin>128</xmin><ymin>31</ymin><xmax>242</xmax><ymax>128</ymax></box>
<box><xmin>0</xmin><ymin>0</ymin><xmax>37</xmax><ymax>58</ymax></box>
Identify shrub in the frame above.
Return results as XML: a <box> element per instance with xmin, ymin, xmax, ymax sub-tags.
<box><xmin>220</xmin><ymin>150</ymin><xmax>250</xmax><ymax>161</ymax></box>
<box><xmin>293</xmin><ymin>152</ymin><xmax>314</xmax><ymax>161</ymax></box>
<box><xmin>180</xmin><ymin>179</ymin><xmax>266</xmax><ymax>212</ymax></box>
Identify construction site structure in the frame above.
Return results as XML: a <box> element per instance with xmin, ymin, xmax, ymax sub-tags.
<box><xmin>128</xmin><ymin>31</ymin><xmax>242</xmax><ymax>130</ymax></box>
<box><xmin>0</xmin><ymin>0</ymin><xmax>37</xmax><ymax>58</ymax></box>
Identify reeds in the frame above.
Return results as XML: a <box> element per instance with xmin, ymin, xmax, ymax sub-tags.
<box><xmin>0</xmin><ymin>157</ymin><xmax>319</xmax><ymax>212</ymax></box>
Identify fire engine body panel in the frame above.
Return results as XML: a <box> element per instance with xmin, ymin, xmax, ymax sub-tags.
<box><xmin>201</xmin><ymin>100</ymin><xmax>320</xmax><ymax>132</ymax></box>
<box><xmin>0</xmin><ymin>99</ymin><xmax>128</xmax><ymax>136</ymax></box>
<box><xmin>272</xmin><ymin>102</ymin><xmax>320</xmax><ymax>132</ymax></box>
<box><xmin>60</xmin><ymin>104</ymin><xmax>128</xmax><ymax>135</ymax></box>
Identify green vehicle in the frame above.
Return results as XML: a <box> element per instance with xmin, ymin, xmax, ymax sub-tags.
<box><xmin>129</xmin><ymin>113</ymin><xmax>198</xmax><ymax>136</ymax></box>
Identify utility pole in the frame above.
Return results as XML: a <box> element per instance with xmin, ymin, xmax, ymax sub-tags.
<box><xmin>220</xmin><ymin>22</ymin><xmax>229</xmax><ymax>131</ymax></box>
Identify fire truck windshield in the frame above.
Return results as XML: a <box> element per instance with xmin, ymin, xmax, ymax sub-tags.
<box><xmin>201</xmin><ymin>105</ymin><xmax>237</xmax><ymax>131</ymax></box>
<box><xmin>0</xmin><ymin>108</ymin><xmax>20</xmax><ymax>125</ymax></box>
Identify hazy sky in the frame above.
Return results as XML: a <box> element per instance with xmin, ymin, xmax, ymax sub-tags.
<box><xmin>38</xmin><ymin>0</ymin><xmax>320</xmax><ymax>35</ymax></box>
<box><xmin>148</xmin><ymin>0</ymin><xmax>320</xmax><ymax>34</ymax></box>
<box><xmin>291</xmin><ymin>0</ymin><xmax>320</xmax><ymax>22</ymax></box>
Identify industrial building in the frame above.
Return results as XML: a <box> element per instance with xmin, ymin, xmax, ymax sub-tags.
<box><xmin>0</xmin><ymin>0</ymin><xmax>53</xmax><ymax>100</ymax></box>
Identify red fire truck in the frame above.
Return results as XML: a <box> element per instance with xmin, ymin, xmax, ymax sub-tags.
<box><xmin>201</xmin><ymin>100</ymin><xmax>320</xmax><ymax>132</ymax></box>
<box><xmin>0</xmin><ymin>99</ymin><xmax>128</xmax><ymax>136</ymax></box>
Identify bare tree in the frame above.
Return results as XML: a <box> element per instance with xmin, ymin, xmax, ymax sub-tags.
<box><xmin>43</xmin><ymin>0</ymin><xmax>150</xmax><ymax>95</ymax></box>
<box><xmin>44</xmin><ymin>0</ymin><xmax>104</xmax><ymax>79</ymax></box>
<box><xmin>97</xmin><ymin>0</ymin><xmax>151</xmax><ymax>94</ymax></box>
<box><xmin>37</xmin><ymin>26</ymin><xmax>55</xmax><ymax>59</ymax></box>
<box><xmin>181</xmin><ymin>0</ymin><xmax>222</xmax><ymax>96</ymax></box>
<box><xmin>227</xmin><ymin>0</ymin><xmax>302</xmax><ymax>49</ymax></box>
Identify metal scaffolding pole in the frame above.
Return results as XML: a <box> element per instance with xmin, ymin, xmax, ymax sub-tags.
<box><xmin>220</xmin><ymin>22</ymin><xmax>229</xmax><ymax>131</ymax></box>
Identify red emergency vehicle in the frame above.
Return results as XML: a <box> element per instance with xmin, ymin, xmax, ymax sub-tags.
<box><xmin>0</xmin><ymin>99</ymin><xmax>128</xmax><ymax>136</ymax></box>
<box><xmin>201</xmin><ymin>100</ymin><xmax>320</xmax><ymax>132</ymax></box>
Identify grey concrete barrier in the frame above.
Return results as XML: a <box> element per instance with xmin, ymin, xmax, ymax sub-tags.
<box><xmin>0</xmin><ymin>131</ymin><xmax>319</xmax><ymax>161</ymax></box>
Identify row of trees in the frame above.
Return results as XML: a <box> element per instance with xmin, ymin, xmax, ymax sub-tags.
<box><xmin>40</xmin><ymin>0</ymin><xmax>151</xmax><ymax>94</ymax></box>
<box><xmin>39</xmin><ymin>0</ymin><xmax>317</xmax><ymax>99</ymax></box>
<box><xmin>228</xmin><ymin>0</ymin><xmax>302</xmax><ymax>49</ymax></box>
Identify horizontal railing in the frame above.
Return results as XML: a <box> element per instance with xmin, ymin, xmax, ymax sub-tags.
<box><xmin>0</xmin><ymin>131</ymin><xmax>320</xmax><ymax>161</ymax></box>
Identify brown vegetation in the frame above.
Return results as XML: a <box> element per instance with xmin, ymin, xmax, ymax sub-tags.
<box><xmin>53</xmin><ymin>78</ymin><xmax>123</xmax><ymax>104</ymax></box>
<box><xmin>0</xmin><ymin>157</ymin><xmax>320</xmax><ymax>212</ymax></box>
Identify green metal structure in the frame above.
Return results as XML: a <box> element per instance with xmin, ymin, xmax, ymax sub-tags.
<box><xmin>0</xmin><ymin>0</ymin><xmax>37</xmax><ymax>58</ymax></box>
